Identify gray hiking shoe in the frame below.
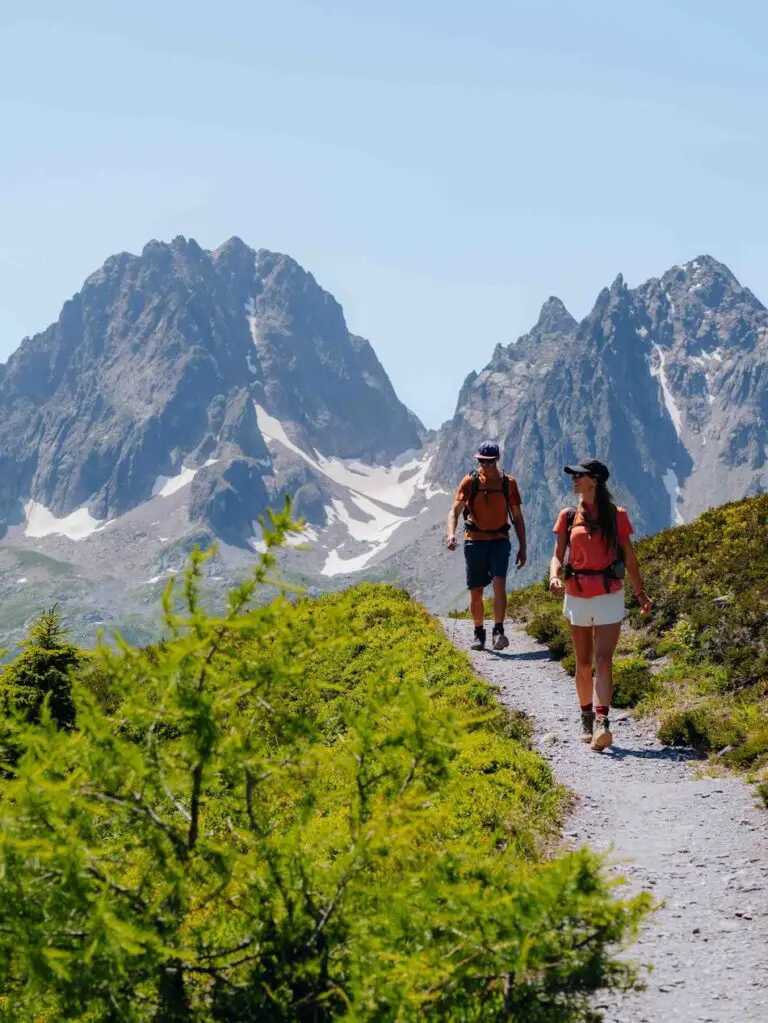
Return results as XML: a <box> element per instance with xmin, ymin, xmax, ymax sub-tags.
<box><xmin>492</xmin><ymin>627</ymin><xmax>509</xmax><ymax>651</ymax></box>
<box><xmin>580</xmin><ymin>711</ymin><xmax>595</xmax><ymax>743</ymax></box>
<box><xmin>591</xmin><ymin>715</ymin><xmax>613</xmax><ymax>752</ymax></box>
<box><xmin>470</xmin><ymin>627</ymin><xmax>486</xmax><ymax>651</ymax></box>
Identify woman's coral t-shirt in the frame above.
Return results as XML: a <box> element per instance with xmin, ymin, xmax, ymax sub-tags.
<box><xmin>553</xmin><ymin>504</ymin><xmax>633</xmax><ymax>598</ymax></box>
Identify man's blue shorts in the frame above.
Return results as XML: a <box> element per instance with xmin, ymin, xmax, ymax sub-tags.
<box><xmin>464</xmin><ymin>539</ymin><xmax>511</xmax><ymax>590</ymax></box>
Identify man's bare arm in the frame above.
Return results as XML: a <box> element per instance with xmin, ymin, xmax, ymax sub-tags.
<box><xmin>509</xmin><ymin>503</ymin><xmax>527</xmax><ymax>568</ymax></box>
<box><xmin>446</xmin><ymin>498</ymin><xmax>465</xmax><ymax>550</ymax></box>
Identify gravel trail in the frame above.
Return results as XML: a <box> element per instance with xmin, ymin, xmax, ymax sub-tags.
<box><xmin>439</xmin><ymin>618</ymin><xmax>768</xmax><ymax>1023</ymax></box>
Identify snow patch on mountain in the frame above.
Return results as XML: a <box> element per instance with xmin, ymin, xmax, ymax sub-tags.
<box><xmin>662</xmin><ymin>469</ymin><xmax>685</xmax><ymax>526</ymax></box>
<box><xmin>24</xmin><ymin>501</ymin><xmax>109</xmax><ymax>541</ymax></box>
<box><xmin>650</xmin><ymin>344</ymin><xmax>683</xmax><ymax>437</ymax></box>
<box><xmin>254</xmin><ymin>403</ymin><xmax>444</xmax><ymax>576</ymax></box>
<box><xmin>152</xmin><ymin>467</ymin><xmax>197</xmax><ymax>498</ymax></box>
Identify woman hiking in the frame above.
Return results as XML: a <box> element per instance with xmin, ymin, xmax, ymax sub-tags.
<box><xmin>548</xmin><ymin>459</ymin><xmax>652</xmax><ymax>751</ymax></box>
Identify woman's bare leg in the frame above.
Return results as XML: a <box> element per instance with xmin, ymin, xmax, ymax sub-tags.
<box><xmin>594</xmin><ymin>622</ymin><xmax>622</xmax><ymax>708</ymax></box>
<box><xmin>568</xmin><ymin>624</ymin><xmax>594</xmax><ymax>706</ymax></box>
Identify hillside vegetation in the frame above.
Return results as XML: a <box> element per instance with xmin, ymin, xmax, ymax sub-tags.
<box><xmin>473</xmin><ymin>495</ymin><xmax>768</xmax><ymax>791</ymax></box>
<box><xmin>0</xmin><ymin>509</ymin><xmax>649</xmax><ymax>1022</ymax></box>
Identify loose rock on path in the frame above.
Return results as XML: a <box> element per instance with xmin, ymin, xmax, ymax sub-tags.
<box><xmin>440</xmin><ymin>618</ymin><xmax>768</xmax><ymax>1023</ymax></box>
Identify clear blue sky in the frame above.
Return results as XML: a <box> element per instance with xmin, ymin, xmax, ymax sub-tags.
<box><xmin>2</xmin><ymin>0</ymin><xmax>768</xmax><ymax>428</ymax></box>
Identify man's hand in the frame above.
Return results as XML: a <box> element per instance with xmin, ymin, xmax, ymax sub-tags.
<box><xmin>549</xmin><ymin>576</ymin><xmax>565</xmax><ymax>597</ymax></box>
<box><xmin>446</xmin><ymin>535</ymin><xmax>457</xmax><ymax>551</ymax></box>
<box><xmin>516</xmin><ymin>547</ymin><xmax>527</xmax><ymax>569</ymax></box>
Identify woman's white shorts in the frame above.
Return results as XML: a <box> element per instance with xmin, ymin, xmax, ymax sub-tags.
<box><xmin>563</xmin><ymin>588</ymin><xmax>626</xmax><ymax>627</ymax></box>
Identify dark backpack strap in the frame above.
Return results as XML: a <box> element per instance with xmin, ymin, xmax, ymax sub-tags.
<box><xmin>502</xmin><ymin>472</ymin><xmax>514</xmax><ymax>524</ymax></box>
<box><xmin>613</xmin><ymin>505</ymin><xmax>624</xmax><ymax>563</ymax></box>
<box><xmin>565</xmin><ymin>506</ymin><xmax>577</xmax><ymax>546</ymax></box>
<box><xmin>463</xmin><ymin>469</ymin><xmax>481</xmax><ymax>522</ymax></box>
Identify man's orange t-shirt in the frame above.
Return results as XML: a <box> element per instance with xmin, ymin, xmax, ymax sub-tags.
<box><xmin>553</xmin><ymin>504</ymin><xmax>633</xmax><ymax>598</ymax></box>
<box><xmin>456</xmin><ymin>466</ymin><xmax>522</xmax><ymax>542</ymax></box>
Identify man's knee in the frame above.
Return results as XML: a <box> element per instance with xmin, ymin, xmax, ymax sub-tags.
<box><xmin>595</xmin><ymin>652</ymin><xmax>614</xmax><ymax>670</ymax></box>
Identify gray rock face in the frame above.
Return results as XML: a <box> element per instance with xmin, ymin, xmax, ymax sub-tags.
<box><xmin>431</xmin><ymin>256</ymin><xmax>768</xmax><ymax>578</ymax></box>
<box><xmin>0</xmin><ymin>236</ymin><xmax>423</xmax><ymax>544</ymax></box>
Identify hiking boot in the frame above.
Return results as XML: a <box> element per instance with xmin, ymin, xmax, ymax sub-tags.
<box><xmin>591</xmin><ymin>715</ymin><xmax>613</xmax><ymax>752</ymax></box>
<box><xmin>580</xmin><ymin>711</ymin><xmax>595</xmax><ymax>743</ymax></box>
<box><xmin>491</xmin><ymin>625</ymin><xmax>509</xmax><ymax>651</ymax></box>
<box><xmin>470</xmin><ymin>627</ymin><xmax>486</xmax><ymax>651</ymax></box>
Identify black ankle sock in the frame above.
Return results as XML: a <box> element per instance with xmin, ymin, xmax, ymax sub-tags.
<box><xmin>492</xmin><ymin>622</ymin><xmax>504</xmax><ymax>634</ymax></box>
<box><xmin>473</xmin><ymin>625</ymin><xmax>486</xmax><ymax>637</ymax></box>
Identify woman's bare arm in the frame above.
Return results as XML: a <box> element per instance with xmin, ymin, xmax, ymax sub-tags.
<box><xmin>620</xmin><ymin>537</ymin><xmax>652</xmax><ymax>613</ymax></box>
<box><xmin>549</xmin><ymin>534</ymin><xmax>568</xmax><ymax>595</ymax></box>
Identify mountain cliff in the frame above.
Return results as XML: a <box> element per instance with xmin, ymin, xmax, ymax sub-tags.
<box><xmin>0</xmin><ymin>236</ymin><xmax>425</xmax><ymax>546</ymax></box>
<box><xmin>430</xmin><ymin>255</ymin><xmax>768</xmax><ymax>577</ymax></box>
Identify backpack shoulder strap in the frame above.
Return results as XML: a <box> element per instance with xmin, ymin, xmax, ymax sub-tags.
<box><xmin>469</xmin><ymin>469</ymin><xmax>480</xmax><ymax>501</ymax></box>
<box><xmin>565</xmin><ymin>506</ymin><xmax>577</xmax><ymax>547</ymax></box>
<box><xmin>613</xmin><ymin>505</ymin><xmax>624</xmax><ymax>561</ymax></box>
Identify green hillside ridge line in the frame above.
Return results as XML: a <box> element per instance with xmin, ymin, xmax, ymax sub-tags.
<box><xmin>457</xmin><ymin>494</ymin><xmax>768</xmax><ymax>796</ymax></box>
<box><xmin>0</xmin><ymin>510</ymin><xmax>650</xmax><ymax>1021</ymax></box>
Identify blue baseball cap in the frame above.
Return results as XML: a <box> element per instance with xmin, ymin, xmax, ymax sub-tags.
<box><xmin>475</xmin><ymin>441</ymin><xmax>500</xmax><ymax>461</ymax></box>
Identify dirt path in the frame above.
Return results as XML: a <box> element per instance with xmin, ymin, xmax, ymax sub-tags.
<box><xmin>439</xmin><ymin>618</ymin><xmax>768</xmax><ymax>1023</ymax></box>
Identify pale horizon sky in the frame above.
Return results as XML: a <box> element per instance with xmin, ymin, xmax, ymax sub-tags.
<box><xmin>2</xmin><ymin>0</ymin><xmax>768</xmax><ymax>428</ymax></box>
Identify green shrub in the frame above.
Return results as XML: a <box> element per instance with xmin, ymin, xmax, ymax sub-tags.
<box><xmin>611</xmin><ymin>657</ymin><xmax>655</xmax><ymax>709</ymax></box>
<box><xmin>657</xmin><ymin>700</ymin><xmax>743</xmax><ymax>750</ymax></box>
<box><xmin>528</xmin><ymin>609</ymin><xmax>570</xmax><ymax>660</ymax></box>
<box><xmin>757</xmin><ymin>781</ymin><xmax>768</xmax><ymax>809</ymax></box>
<box><xmin>0</xmin><ymin>509</ymin><xmax>650</xmax><ymax>1022</ymax></box>
<box><xmin>0</xmin><ymin>605</ymin><xmax>80</xmax><ymax>728</ymax></box>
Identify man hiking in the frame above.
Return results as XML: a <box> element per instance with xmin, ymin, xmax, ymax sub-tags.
<box><xmin>446</xmin><ymin>442</ymin><xmax>527</xmax><ymax>650</ymax></box>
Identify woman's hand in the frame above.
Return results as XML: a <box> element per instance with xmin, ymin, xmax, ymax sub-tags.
<box><xmin>636</xmin><ymin>590</ymin><xmax>653</xmax><ymax>616</ymax></box>
<box><xmin>549</xmin><ymin>576</ymin><xmax>564</xmax><ymax>597</ymax></box>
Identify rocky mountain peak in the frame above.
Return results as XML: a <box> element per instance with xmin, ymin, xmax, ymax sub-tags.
<box><xmin>535</xmin><ymin>296</ymin><xmax>577</xmax><ymax>336</ymax></box>
<box><xmin>0</xmin><ymin>235</ymin><xmax>424</xmax><ymax>546</ymax></box>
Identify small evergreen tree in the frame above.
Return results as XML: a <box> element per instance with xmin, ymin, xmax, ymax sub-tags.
<box><xmin>0</xmin><ymin>604</ymin><xmax>80</xmax><ymax>727</ymax></box>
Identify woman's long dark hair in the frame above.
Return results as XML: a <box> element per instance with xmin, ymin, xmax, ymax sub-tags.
<box><xmin>580</xmin><ymin>480</ymin><xmax>618</xmax><ymax>553</ymax></box>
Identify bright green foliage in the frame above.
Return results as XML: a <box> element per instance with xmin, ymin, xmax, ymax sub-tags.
<box><xmin>610</xmin><ymin>658</ymin><xmax>655</xmax><ymax>710</ymax></box>
<box><xmin>630</xmin><ymin>495</ymin><xmax>768</xmax><ymax>767</ymax></box>
<box><xmin>630</xmin><ymin>494</ymin><xmax>768</xmax><ymax>683</ymax></box>
<box><xmin>461</xmin><ymin>494</ymin><xmax>768</xmax><ymax>774</ymax></box>
<box><xmin>0</xmin><ymin>604</ymin><xmax>81</xmax><ymax>728</ymax></box>
<box><xmin>0</xmin><ymin>508</ymin><xmax>650</xmax><ymax>1022</ymax></box>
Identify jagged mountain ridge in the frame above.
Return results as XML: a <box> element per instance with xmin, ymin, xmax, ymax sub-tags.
<box><xmin>0</xmin><ymin>236</ymin><xmax>426</xmax><ymax>549</ymax></box>
<box><xmin>429</xmin><ymin>254</ymin><xmax>768</xmax><ymax>580</ymax></box>
<box><xmin>0</xmin><ymin>245</ymin><xmax>766</xmax><ymax>645</ymax></box>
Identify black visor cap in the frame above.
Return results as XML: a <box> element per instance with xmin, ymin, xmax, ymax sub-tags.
<box><xmin>564</xmin><ymin>459</ymin><xmax>610</xmax><ymax>483</ymax></box>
